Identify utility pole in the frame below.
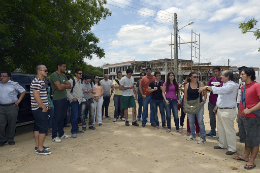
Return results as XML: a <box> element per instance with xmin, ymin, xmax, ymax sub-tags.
<box><xmin>174</xmin><ymin>13</ymin><xmax>178</xmax><ymax>81</ymax></box>
<box><xmin>171</xmin><ymin>32</ymin><xmax>172</xmax><ymax>71</ymax></box>
<box><xmin>191</xmin><ymin>29</ymin><xmax>193</xmax><ymax>71</ymax></box>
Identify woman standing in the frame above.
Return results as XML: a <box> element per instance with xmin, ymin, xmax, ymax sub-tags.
<box><xmin>92</xmin><ymin>75</ymin><xmax>104</xmax><ymax>126</ymax></box>
<box><xmin>183</xmin><ymin>72</ymin><xmax>207</xmax><ymax>144</ymax></box>
<box><xmin>162</xmin><ymin>72</ymin><xmax>181</xmax><ymax>133</ymax></box>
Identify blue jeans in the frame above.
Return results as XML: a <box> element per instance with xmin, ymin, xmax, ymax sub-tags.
<box><xmin>48</xmin><ymin>107</ymin><xmax>54</xmax><ymax>130</ymax></box>
<box><xmin>187</xmin><ymin>105</ymin><xmax>206</xmax><ymax>139</ymax></box>
<box><xmin>164</xmin><ymin>98</ymin><xmax>179</xmax><ymax>130</ymax></box>
<box><xmin>102</xmin><ymin>96</ymin><xmax>110</xmax><ymax>117</ymax></box>
<box><xmin>66</xmin><ymin>100</ymin><xmax>71</xmax><ymax>123</ymax></box>
<box><xmin>137</xmin><ymin>97</ymin><xmax>143</xmax><ymax>119</ymax></box>
<box><xmin>180</xmin><ymin>100</ymin><xmax>186</xmax><ymax>127</ymax></box>
<box><xmin>52</xmin><ymin>98</ymin><xmax>67</xmax><ymax>139</ymax></box>
<box><xmin>113</xmin><ymin>95</ymin><xmax>124</xmax><ymax>119</ymax></box>
<box><xmin>152</xmin><ymin>100</ymin><xmax>166</xmax><ymax>127</ymax></box>
<box><xmin>70</xmin><ymin>100</ymin><xmax>82</xmax><ymax>134</ymax></box>
<box><xmin>142</xmin><ymin>96</ymin><xmax>155</xmax><ymax>124</ymax></box>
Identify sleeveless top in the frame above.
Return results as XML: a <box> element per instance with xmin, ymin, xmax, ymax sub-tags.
<box><xmin>187</xmin><ymin>82</ymin><xmax>202</xmax><ymax>102</ymax></box>
<box><xmin>93</xmin><ymin>84</ymin><xmax>102</xmax><ymax>97</ymax></box>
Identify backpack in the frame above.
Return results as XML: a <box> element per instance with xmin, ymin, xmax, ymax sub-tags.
<box><xmin>70</xmin><ymin>78</ymin><xmax>76</xmax><ymax>93</ymax></box>
<box><xmin>114</xmin><ymin>79</ymin><xmax>120</xmax><ymax>85</ymax></box>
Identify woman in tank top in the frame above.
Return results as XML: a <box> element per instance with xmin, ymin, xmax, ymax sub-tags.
<box><xmin>92</xmin><ymin>75</ymin><xmax>104</xmax><ymax>126</ymax></box>
<box><xmin>183</xmin><ymin>72</ymin><xmax>207</xmax><ymax>144</ymax></box>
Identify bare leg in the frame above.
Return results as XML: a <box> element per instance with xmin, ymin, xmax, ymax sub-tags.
<box><xmin>38</xmin><ymin>133</ymin><xmax>46</xmax><ymax>151</ymax></box>
<box><xmin>245</xmin><ymin>146</ymin><xmax>259</xmax><ymax>167</ymax></box>
<box><xmin>124</xmin><ymin>109</ymin><xmax>128</xmax><ymax>120</ymax></box>
<box><xmin>233</xmin><ymin>143</ymin><xmax>250</xmax><ymax>161</ymax></box>
<box><xmin>132</xmin><ymin>107</ymin><xmax>136</xmax><ymax>120</ymax></box>
<box><xmin>34</xmin><ymin>131</ymin><xmax>39</xmax><ymax>148</ymax></box>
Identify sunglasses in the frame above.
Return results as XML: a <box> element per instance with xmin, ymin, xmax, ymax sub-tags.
<box><xmin>78</xmin><ymin>73</ymin><xmax>82</xmax><ymax>75</ymax></box>
<box><xmin>192</xmin><ymin>76</ymin><xmax>198</xmax><ymax>78</ymax></box>
<box><xmin>40</xmin><ymin>69</ymin><xmax>48</xmax><ymax>72</ymax></box>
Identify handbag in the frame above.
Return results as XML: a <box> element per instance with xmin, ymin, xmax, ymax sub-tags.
<box><xmin>242</xmin><ymin>86</ymin><xmax>260</xmax><ymax>117</ymax></box>
<box><xmin>183</xmin><ymin>82</ymin><xmax>201</xmax><ymax>114</ymax></box>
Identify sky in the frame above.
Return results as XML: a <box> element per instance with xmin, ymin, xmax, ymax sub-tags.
<box><xmin>85</xmin><ymin>0</ymin><xmax>260</xmax><ymax>69</ymax></box>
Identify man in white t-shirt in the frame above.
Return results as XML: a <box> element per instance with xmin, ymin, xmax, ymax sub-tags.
<box><xmin>119</xmin><ymin>68</ymin><xmax>139</xmax><ymax>126</ymax></box>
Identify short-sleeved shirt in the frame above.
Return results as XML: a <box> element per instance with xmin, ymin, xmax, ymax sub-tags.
<box><xmin>50</xmin><ymin>72</ymin><xmax>68</xmax><ymax>100</ymax></box>
<box><xmin>149</xmin><ymin>80</ymin><xmax>164</xmax><ymax>100</ymax></box>
<box><xmin>136</xmin><ymin>79</ymin><xmax>142</xmax><ymax>99</ymax></box>
<box><xmin>100</xmin><ymin>79</ymin><xmax>113</xmax><ymax>96</ymax></box>
<box><xmin>237</xmin><ymin>79</ymin><xmax>245</xmax><ymax>103</ymax></box>
<box><xmin>120</xmin><ymin>76</ymin><xmax>134</xmax><ymax>96</ymax></box>
<box><xmin>82</xmin><ymin>82</ymin><xmax>94</xmax><ymax>99</ymax></box>
<box><xmin>239</xmin><ymin>81</ymin><xmax>260</xmax><ymax>118</ymax></box>
<box><xmin>140</xmin><ymin>75</ymin><xmax>155</xmax><ymax>96</ymax></box>
<box><xmin>207</xmin><ymin>77</ymin><xmax>223</xmax><ymax>105</ymax></box>
<box><xmin>163</xmin><ymin>82</ymin><xmax>178</xmax><ymax>99</ymax></box>
<box><xmin>113</xmin><ymin>78</ymin><xmax>122</xmax><ymax>95</ymax></box>
<box><xmin>0</xmin><ymin>80</ymin><xmax>25</xmax><ymax>104</ymax></box>
<box><xmin>30</xmin><ymin>77</ymin><xmax>48</xmax><ymax>110</ymax></box>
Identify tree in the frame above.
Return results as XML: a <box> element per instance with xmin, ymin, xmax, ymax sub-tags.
<box><xmin>239</xmin><ymin>18</ymin><xmax>260</xmax><ymax>52</ymax></box>
<box><xmin>0</xmin><ymin>0</ymin><xmax>111</xmax><ymax>73</ymax></box>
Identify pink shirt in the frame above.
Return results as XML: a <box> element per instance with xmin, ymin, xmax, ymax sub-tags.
<box><xmin>163</xmin><ymin>82</ymin><xmax>178</xmax><ymax>99</ymax></box>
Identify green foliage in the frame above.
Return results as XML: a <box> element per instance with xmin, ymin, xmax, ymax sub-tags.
<box><xmin>0</xmin><ymin>0</ymin><xmax>111</xmax><ymax>73</ymax></box>
<box><xmin>239</xmin><ymin>18</ymin><xmax>260</xmax><ymax>52</ymax></box>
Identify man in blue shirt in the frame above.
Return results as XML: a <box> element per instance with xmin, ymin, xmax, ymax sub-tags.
<box><xmin>0</xmin><ymin>72</ymin><xmax>26</xmax><ymax>147</ymax></box>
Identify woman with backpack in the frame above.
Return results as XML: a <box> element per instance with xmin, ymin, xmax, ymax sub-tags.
<box><xmin>183</xmin><ymin>72</ymin><xmax>207</xmax><ymax>144</ymax></box>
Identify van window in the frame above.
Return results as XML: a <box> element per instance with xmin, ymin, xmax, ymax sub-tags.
<box><xmin>12</xmin><ymin>75</ymin><xmax>30</xmax><ymax>90</ymax></box>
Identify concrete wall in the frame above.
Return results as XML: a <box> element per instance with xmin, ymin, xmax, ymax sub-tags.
<box><xmin>256</xmin><ymin>76</ymin><xmax>260</xmax><ymax>83</ymax></box>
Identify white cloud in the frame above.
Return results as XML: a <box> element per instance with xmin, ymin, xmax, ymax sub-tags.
<box><xmin>137</xmin><ymin>8</ymin><xmax>155</xmax><ymax>17</ymax></box>
<box><xmin>230</xmin><ymin>16</ymin><xmax>245</xmax><ymax>23</ymax></box>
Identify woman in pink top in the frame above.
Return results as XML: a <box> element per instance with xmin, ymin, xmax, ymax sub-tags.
<box><xmin>92</xmin><ymin>75</ymin><xmax>104</xmax><ymax>126</ymax></box>
<box><xmin>162</xmin><ymin>72</ymin><xmax>181</xmax><ymax>133</ymax></box>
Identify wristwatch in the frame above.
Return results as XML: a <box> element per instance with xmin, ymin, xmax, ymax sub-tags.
<box><xmin>206</xmin><ymin>86</ymin><xmax>209</xmax><ymax>90</ymax></box>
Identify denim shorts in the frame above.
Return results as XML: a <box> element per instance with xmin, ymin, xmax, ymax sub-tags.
<box><xmin>238</xmin><ymin>115</ymin><xmax>260</xmax><ymax>147</ymax></box>
<box><xmin>32</xmin><ymin>108</ymin><xmax>49</xmax><ymax>134</ymax></box>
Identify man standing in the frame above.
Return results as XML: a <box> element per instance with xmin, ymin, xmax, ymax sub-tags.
<box><xmin>50</xmin><ymin>61</ymin><xmax>71</xmax><ymax>143</ymax></box>
<box><xmin>81</xmin><ymin>74</ymin><xmax>95</xmax><ymax>131</ymax></box>
<box><xmin>0</xmin><ymin>72</ymin><xmax>26</xmax><ymax>147</ymax></box>
<box><xmin>136</xmin><ymin>72</ymin><xmax>145</xmax><ymax>121</ymax></box>
<box><xmin>206</xmin><ymin>66</ymin><xmax>223</xmax><ymax>137</ymax></box>
<box><xmin>112</xmin><ymin>71</ymin><xmax>125</xmax><ymax>122</ymax></box>
<box><xmin>234</xmin><ymin>68</ymin><xmax>260</xmax><ymax>170</ymax></box>
<box><xmin>100</xmin><ymin>73</ymin><xmax>113</xmax><ymax>118</ymax></box>
<box><xmin>67</xmin><ymin>68</ymin><xmax>84</xmax><ymax>138</ymax></box>
<box><xmin>139</xmin><ymin>68</ymin><xmax>155</xmax><ymax>127</ymax></box>
<box><xmin>199</xmin><ymin>70</ymin><xmax>237</xmax><ymax>155</ymax></box>
<box><xmin>30</xmin><ymin>65</ymin><xmax>51</xmax><ymax>155</ymax></box>
<box><xmin>119</xmin><ymin>68</ymin><xmax>139</xmax><ymax>127</ymax></box>
<box><xmin>147</xmin><ymin>72</ymin><xmax>165</xmax><ymax>129</ymax></box>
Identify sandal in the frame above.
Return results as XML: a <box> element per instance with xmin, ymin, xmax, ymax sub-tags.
<box><xmin>177</xmin><ymin>130</ymin><xmax>182</xmax><ymax>133</ymax></box>
<box><xmin>163</xmin><ymin>126</ymin><xmax>168</xmax><ymax>130</ymax></box>
<box><xmin>155</xmin><ymin>126</ymin><xmax>159</xmax><ymax>130</ymax></box>
<box><xmin>214</xmin><ymin>146</ymin><xmax>224</xmax><ymax>149</ymax></box>
<box><xmin>166</xmin><ymin>129</ymin><xmax>171</xmax><ymax>133</ymax></box>
<box><xmin>186</xmin><ymin>133</ymin><xmax>191</xmax><ymax>136</ymax></box>
<box><xmin>233</xmin><ymin>156</ymin><xmax>248</xmax><ymax>162</ymax></box>
<box><xmin>244</xmin><ymin>164</ymin><xmax>256</xmax><ymax>170</ymax></box>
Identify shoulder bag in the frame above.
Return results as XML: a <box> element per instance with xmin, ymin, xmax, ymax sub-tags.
<box><xmin>183</xmin><ymin>82</ymin><xmax>201</xmax><ymax>114</ymax></box>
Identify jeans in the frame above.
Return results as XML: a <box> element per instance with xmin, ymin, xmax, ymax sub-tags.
<box><xmin>137</xmin><ymin>97</ymin><xmax>143</xmax><ymax>119</ymax></box>
<box><xmin>180</xmin><ymin>100</ymin><xmax>186</xmax><ymax>127</ymax></box>
<box><xmin>187</xmin><ymin>105</ymin><xmax>206</xmax><ymax>139</ymax></box>
<box><xmin>94</xmin><ymin>96</ymin><xmax>103</xmax><ymax>124</ymax></box>
<box><xmin>52</xmin><ymin>98</ymin><xmax>67</xmax><ymax>139</ymax></box>
<box><xmin>66</xmin><ymin>100</ymin><xmax>71</xmax><ymax>123</ymax></box>
<box><xmin>70</xmin><ymin>100</ymin><xmax>82</xmax><ymax>134</ymax></box>
<box><xmin>142</xmin><ymin>96</ymin><xmax>155</xmax><ymax>124</ymax></box>
<box><xmin>102</xmin><ymin>96</ymin><xmax>110</xmax><ymax>117</ymax></box>
<box><xmin>113</xmin><ymin>95</ymin><xmax>124</xmax><ymax>119</ymax></box>
<box><xmin>81</xmin><ymin>99</ymin><xmax>95</xmax><ymax>127</ymax></box>
<box><xmin>48</xmin><ymin>107</ymin><xmax>54</xmax><ymax>130</ymax></box>
<box><xmin>208</xmin><ymin>102</ymin><xmax>216</xmax><ymax>135</ymax></box>
<box><xmin>164</xmin><ymin>98</ymin><xmax>179</xmax><ymax>130</ymax></box>
<box><xmin>151</xmin><ymin>99</ymin><xmax>166</xmax><ymax>127</ymax></box>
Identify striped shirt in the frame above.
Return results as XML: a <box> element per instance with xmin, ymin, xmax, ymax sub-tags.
<box><xmin>30</xmin><ymin>77</ymin><xmax>48</xmax><ymax>110</ymax></box>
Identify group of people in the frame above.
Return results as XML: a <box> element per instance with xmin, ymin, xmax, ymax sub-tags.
<box><xmin>0</xmin><ymin>63</ymin><xmax>260</xmax><ymax>170</ymax></box>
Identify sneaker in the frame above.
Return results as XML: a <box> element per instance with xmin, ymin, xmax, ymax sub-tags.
<box><xmin>197</xmin><ymin>138</ymin><xmax>206</xmax><ymax>144</ymax></box>
<box><xmin>77</xmin><ymin>130</ymin><xmax>84</xmax><ymax>133</ymax></box>
<box><xmin>60</xmin><ymin>133</ymin><xmax>71</xmax><ymax>138</ymax></box>
<box><xmin>52</xmin><ymin>137</ymin><xmax>62</xmax><ymax>143</ymax></box>
<box><xmin>36</xmin><ymin>149</ymin><xmax>51</xmax><ymax>155</ymax></box>
<box><xmin>132</xmin><ymin>121</ymin><xmax>139</xmax><ymax>126</ymax></box>
<box><xmin>121</xmin><ymin>118</ymin><xmax>125</xmax><ymax>121</ymax></box>
<box><xmin>35</xmin><ymin>146</ymin><xmax>50</xmax><ymax>151</ymax></box>
<box><xmin>89</xmin><ymin>126</ymin><xmax>95</xmax><ymax>130</ymax></box>
<box><xmin>113</xmin><ymin>118</ymin><xmax>117</xmax><ymax>122</ymax></box>
<box><xmin>82</xmin><ymin>127</ymin><xmax>86</xmax><ymax>131</ymax></box>
<box><xmin>142</xmin><ymin>123</ymin><xmax>146</xmax><ymax>127</ymax></box>
<box><xmin>151</xmin><ymin>123</ymin><xmax>156</xmax><ymax>127</ymax></box>
<box><xmin>106</xmin><ymin>116</ymin><xmax>110</xmax><ymax>118</ymax></box>
<box><xmin>125</xmin><ymin>121</ymin><xmax>130</xmax><ymax>126</ymax></box>
<box><xmin>186</xmin><ymin>135</ymin><xmax>196</xmax><ymax>141</ymax></box>
<box><xmin>71</xmin><ymin>134</ymin><xmax>77</xmax><ymax>138</ymax></box>
<box><xmin>206</xmin><ymin>132</ymin><xmax>216</xmax><ymax>137</ymax></box>
<box><xmin>137</xmin><ymin>118</ymin><xmax>141</xmax><ymax>121</ymax></box>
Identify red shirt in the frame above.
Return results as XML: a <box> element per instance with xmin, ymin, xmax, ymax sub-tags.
<box><xmin>140</xmin><ymin>75</ymin><xmax>155</xmax><ymax>96</ymax></box>
<box><xmin>239</xmin><ymin>81</ymin><xmax>260</xmax><ymax>118</ymax></box>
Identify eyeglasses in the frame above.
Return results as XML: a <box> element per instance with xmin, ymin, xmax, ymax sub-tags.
<box><xmin>193</xmin><ymin>76</ymin><xmax>198</xmax><ymax>78</ymax></box>
<box><xmin>40</xmin><ymin>70</ymin><xmax>48</xmax><ymax>72</ymax></box>
<box><xmin>78</xmin><ymin>73</ymin><xmax>82</xmax><ymax>75</ymax></box>
<box><xmin>169</xmin><ymin>75</ymin><xmax>174</xmax><ymax>77</ymax></box>
<box><xmin>0</xmin><ymin>76</ymin><xmax>8</xmax><ymax>78</ymax></box>
<box><xmin>95</xmin><ymin>78</ymin><xmax>99</xmax><ymax>79</ymax></box>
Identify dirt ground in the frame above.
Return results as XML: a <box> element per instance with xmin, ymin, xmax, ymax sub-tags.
<box><xmin>0</xmin><ymin>98</ymin><xmax>259</xmax><ymax>173</ymax></box>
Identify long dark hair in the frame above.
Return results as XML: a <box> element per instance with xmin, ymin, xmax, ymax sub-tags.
<box><xmin>166</xmin><ymin>72</ymin><xmax>179</xmax><ymax>93</ymax></box>
<box><xmin>187</xmin><ymin>71</ymin><xmax>198</xmax><ymax>82</ymax></box>
<box><xmin>93</xmin><ymin>75</ymin><xmax>101</xmax><ymax>86</ymax></box>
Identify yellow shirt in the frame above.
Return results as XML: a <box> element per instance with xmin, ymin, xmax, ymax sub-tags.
<box><xmin>113</xmin><ymin>78</ymin><xmax>122</xmax><ymax>95</ymax></box>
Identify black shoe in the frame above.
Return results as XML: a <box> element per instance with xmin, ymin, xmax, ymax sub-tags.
<box><xmin>106</xmin><ymin>116</ymin><xmax>110</xmax><ymax>118</ymax></box>
<box><xmin>142</xmin><ymin>123</ymin><xmax>146</xmax><ymax>127</ymax></box>
<box><xmin>125</xmin><ymin>121</ymin><xmax>130</xmax><ymax>126</ymax></box>
<box><xmin>151</xmin><ymin>123</ymin><xmax>156</xmax><ymax>127</ymax></box>
<box><xmin>35</xmin><ymin>146</ymin><xmax>51</xmax><ymax>151</ymax></box>
<box><xmin>0</xmin><ymin>141</ymin><xmax>7</xmax><ymax>147</ymax></box>
<box><xmin>8</xmin><ymin>141</ymin><xmax>15</xmax><ymax>145</ymax></box>
<box><xmin>82</xmin><ymin>127</ymin><xmax>87</xmax><ymax>131</ymax></box>
<box><xmin>77</xmin><ymin>130</ymin><xmax>84</xmax><ymax>133</ymax></box>
<box><xmin>132</xmin><ymin>121</ymin><xmax>139</xmax><ymax>126</ymax></box>
<box><xmin>236</xmin><ymin>132</ymin><xmax>239</xmax><ymax>136</ymax></box>
<box><xmin>64</xmin><ymin>124</ymin><xmax>71</xmax><ymax>127</ymax></box>
<box><xmin>36</xmin><ymin>149</ymin><xmax>51</xmax><ymax>155</ymax></box>
<box><xmin>89</xmin><ymin>126</ymin><xmax>95</xmax><ymax>130</ymax></box>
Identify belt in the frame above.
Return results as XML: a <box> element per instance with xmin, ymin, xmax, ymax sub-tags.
<box><xmin>86</xmin><ymin>98</ymin><xmax>93</xmax><ymax>101</ymax></box>
<box><xmin>218</xmin><ymin>107</ymin><xmax>235</xmax><ymax>109</ymax></box>
<box><xmin>0</xmin><ymin>103</ymin><xmax>14</xmax><ymax>106</ymax></box>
